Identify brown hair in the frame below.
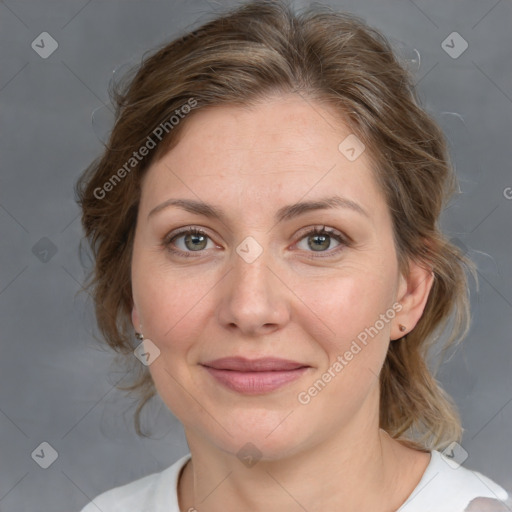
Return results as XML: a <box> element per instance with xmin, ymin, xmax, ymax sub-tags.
<box><xmin>76</xmin><ymin>0</ymin><xmax>475</xmax><ymax>448</ymax></box>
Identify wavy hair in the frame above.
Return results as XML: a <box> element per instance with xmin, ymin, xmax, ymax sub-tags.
<box><xmin>76</xmin><ymin>0</ymin><xmax>475</xmax><ymax>448</ymax></box>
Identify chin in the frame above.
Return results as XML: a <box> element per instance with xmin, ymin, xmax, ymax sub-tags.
<box><xmin>202</xmin><ymin>410</ymin><xmax>313</xmax><ymax>462</ymax></box>
<box><xmin>216</xmin><ymin>435</ymin><xmax>305</xmax><ymax>464</ymax></box>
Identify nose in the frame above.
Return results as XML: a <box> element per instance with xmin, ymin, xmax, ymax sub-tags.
<box><xmin>216</xmin><ymin>245</ymin><xmax>291</xmax><ymax>337</ymax></box>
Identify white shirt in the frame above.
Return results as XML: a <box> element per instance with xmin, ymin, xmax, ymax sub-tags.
<box><xmin>79</xmin><ymin>451</ymin><xmax>509</xmax><ymax>512</ymax></box>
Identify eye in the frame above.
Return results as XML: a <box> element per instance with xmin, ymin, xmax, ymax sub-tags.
<box><xmin>164</xmin><ymin>227</ymin><xmax>216</xmax><ymax>257</ymax></box>
<box><xmin>294</xmin><ymin>225</ymin><xmax>348</xmax><ymax>257</ymax></box>
<box><xmin>163</xmin><ymin>225</ymin><xmax>349</xmax><ymax>259</ymax></box>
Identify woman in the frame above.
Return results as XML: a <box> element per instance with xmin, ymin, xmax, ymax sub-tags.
<box><xmin>76</xmin><ymin>1</ymin><xmax>509</xmax><ymax>511</ymax></box>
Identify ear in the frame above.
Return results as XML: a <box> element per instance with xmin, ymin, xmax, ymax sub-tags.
<box><xmin>391</xmin><ymin>260</ymin><xmax>434</xmax><ymax>340</ymax></box>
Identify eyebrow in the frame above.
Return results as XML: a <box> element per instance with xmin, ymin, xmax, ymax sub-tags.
<box><xmin>147</xmin><ymin>195</ymin><xmax>369</xmax><ymax>223</ymax></box>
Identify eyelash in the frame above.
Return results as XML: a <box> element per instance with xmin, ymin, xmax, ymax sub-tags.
<box><xmin>163</xmin><ymin>225</ymin><xmax>350</xmax><ymax>259</ymax></box>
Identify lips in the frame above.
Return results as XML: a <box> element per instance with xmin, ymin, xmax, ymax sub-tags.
<box><xmin>200</xmin><ymin>357</ymin><xmax>308</xmax><ymax>372</ymax></box>
<box><xmin>200</xmin><ymin>357</ymin><xmax>310</xmax><ymax>394</ymax></box>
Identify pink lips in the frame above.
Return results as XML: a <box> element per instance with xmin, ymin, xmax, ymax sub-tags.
<box><xmin>200</xmin><ymin>357</ymin><xmax>310</xmax><ymax>394</ymax></box>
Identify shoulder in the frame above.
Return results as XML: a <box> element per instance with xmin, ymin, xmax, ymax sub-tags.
<box><xmin>398</xmin><ymin>451</ymin><xmax>509</xmax><ymax>512</ymax></box>
<box><xmin>79</xmin><ymin>453</ymin><xmax>191</xmax><ymax>512</ymax></box>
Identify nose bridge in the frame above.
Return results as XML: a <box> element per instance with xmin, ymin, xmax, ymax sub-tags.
<box><xmin>231</xmin><ymin>238</ymin><xmax>275</xmax><ymax>308</ymax></box>
<box><xmin>217</xmin><ymin>235</ymin><xmax>288</xmax><ymax>334</ymax></box>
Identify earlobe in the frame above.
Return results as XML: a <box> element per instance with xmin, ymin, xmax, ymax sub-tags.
<box><xmin>392</xmin><ymin>262</ymin><xmax>434</xmax><ymax>340</ymax></box>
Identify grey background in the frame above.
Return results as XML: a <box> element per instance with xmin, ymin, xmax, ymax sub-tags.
<box><xmin>0</xmin><ymin>0</ymin><xmax>511</xmax><ymax>510</ymax></box>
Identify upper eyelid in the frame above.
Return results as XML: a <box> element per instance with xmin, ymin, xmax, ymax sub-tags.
<box><xmin>166</xmin><ymin>225</ymin><xmax>349</xmax><ymax>249</ymax></box>
<box><xmin>166</xmin><ymin>224</ymin><xmax>345</xmax><ymax>239</ymax></box>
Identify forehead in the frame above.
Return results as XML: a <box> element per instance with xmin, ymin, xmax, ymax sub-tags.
<box><xmin>140</xmin><ymin>95</ymin><xmax>388</xmax><ymax>223</ymax></box>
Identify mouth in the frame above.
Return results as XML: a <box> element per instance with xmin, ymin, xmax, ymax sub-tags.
<box><xmin>200</xmin><ymin>357</ymin><xmax>311</xmax><ymax>395</ymax></box>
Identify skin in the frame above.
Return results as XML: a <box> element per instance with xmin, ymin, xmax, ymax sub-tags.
<box><xmin>130</xmin><ymin>93</ymin><xmax>434</xmax><ymax>512</ymax></box>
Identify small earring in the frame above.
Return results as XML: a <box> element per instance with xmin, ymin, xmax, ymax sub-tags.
<box><xmin>135</xmin><ymin>331</ymin><xmax>144</xmax><ymax>341</ymax></box>
<box><xmin>399</xmin><ymin>324</ymin><xmax>407</xmax><ymax>332</ymax></box>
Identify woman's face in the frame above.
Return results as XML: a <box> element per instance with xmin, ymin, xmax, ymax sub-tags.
<box><xmin>131</xmin><ymin>94</ymin><xmax>417</xmax><ymax>458</ymax></box>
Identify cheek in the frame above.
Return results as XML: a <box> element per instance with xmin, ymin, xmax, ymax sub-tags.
<box><xmin>290</xmin><ymin>272</ymin><xmax>395</xmax><ymax>435</ymax></box>
<box><xmin>294</xmin><ymin>270</ymin><xmax>397</xmax><ymax>407</ymax></box>
<box><xmin>132</xmin><ymin>253</ymin><xmax>221</xmax><ymax>359</ymax></box>
<box><xmin>134</xmin><ymin>246</ymin><xmax>398</xmax><ymax>354</ymax></box>
<box><xmin>134</xmin><ymin>266</ymin><xmax>215</xmax><ymax>414</ymax></box>
<box><xmin>294</xmin><ymin>260</ymin><xmax>397</xmax><ymax>344</ymax></box>
<box><xmin>138</xmin><ymin>281</ymin><xmax>203</xmax><ymax>349</ymax></box>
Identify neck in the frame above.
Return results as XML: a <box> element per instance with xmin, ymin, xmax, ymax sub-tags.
<box><xmin>177</xmin><ymin>400</ymin><xmax>429</xmax><ymax>512</ymax></box>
